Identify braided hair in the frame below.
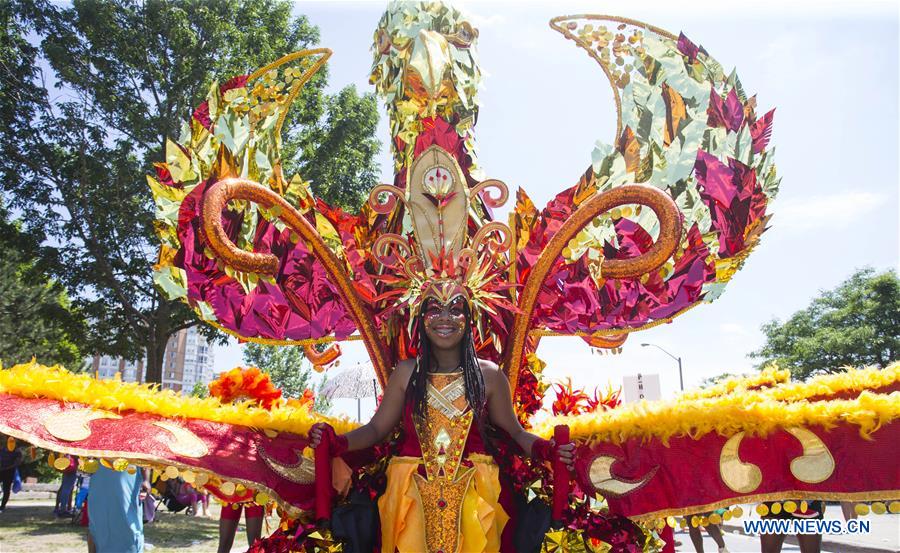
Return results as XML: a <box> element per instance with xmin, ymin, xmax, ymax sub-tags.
<box><xmin>406</xmin><ymin>301</ymin><xmax>489</xmax><ymax>432</ymax></box>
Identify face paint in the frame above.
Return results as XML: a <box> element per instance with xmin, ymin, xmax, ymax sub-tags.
<box><xmin>418</xmin><ymin>279</ymin><xmax>471</xmax><ymax>317</ymax></box>
<box><xmin>423</xmin><ymin>296</ymin><xmax>466</xmax><ymax>321</ymax></box>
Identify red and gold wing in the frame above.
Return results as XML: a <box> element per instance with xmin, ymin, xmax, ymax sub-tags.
<box><xmin>0</xmin><ymin>362</ymin><xmax>359</xmax><ymax>516</ymax></box>
<box><xmin>536</xmin><ymin>364</ymin><xmax>900</xmax><ymax>521</ymax></box>
<box><xmin>149</xmin><ymin>50</ymin><xmax>391</xmax><ymax>385</ymax></box>
<box><xmin>506</xmin><ymin>17</ymin><xmax>778</xmax><ymax>394</ymax></box>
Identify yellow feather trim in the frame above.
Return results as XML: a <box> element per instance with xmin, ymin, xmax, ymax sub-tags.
<box><xmin>679</xmin><ymin>366</ymin><xmax>790</xmax><ymax>400</ymax></box>
<box><xmin>0</xmin><ymin>361</ymin><xmax>359</xmax><ymax>436</ymax></box>
<box><xmin>535</xmin><ymin>363</ymin><xmax>900</xmax><ymax>445</ymax></box>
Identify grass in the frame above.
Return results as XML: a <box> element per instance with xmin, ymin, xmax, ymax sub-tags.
<box><xmin>0</xmin><ymin>500</ymin><xmax>269</xmax><ymax>553</ymax></box>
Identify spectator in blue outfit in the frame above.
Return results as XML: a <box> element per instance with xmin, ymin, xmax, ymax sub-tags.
<box><xmin>87</xmin><ymin>464</ymin><xmax>151</xmax><ymax>553</ymax></box>
<box><xmin>54</xmin><ymin>454</ymin><xmax>78</xmax><ymax>516</ymax></box>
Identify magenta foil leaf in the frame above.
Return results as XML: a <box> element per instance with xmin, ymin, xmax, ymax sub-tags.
<box><xmin>676</xmin><ymin>32</ymin><xmax>700</xmax><ymax>62</ymax></box>
<box><xmin>707</xmin><ymin>87</ymin><xmax>745</xmax><ymax>132</ymax></box>
<box><xmin>694</xmin><ymin>150</ymin><xmax>767</xmax><ymax>258</ymax></box>
<box><xmin>174</xmin><ymin>178</ymin><xmax>360</xmax><ymax>342</ymax></box>
<box><xmin>750</xmin><ymin>109</ymin><xmax>776</xmax><ymax>153</ymax></box>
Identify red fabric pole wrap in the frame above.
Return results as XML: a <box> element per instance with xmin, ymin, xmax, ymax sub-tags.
<box><xmin>314</xmin><ymin>432</ymin><xmax>332</xmax><ymax>522</ymax></box>
<box><xmin>552</xmin><ymin>424</ymin><xmax>570</xmax><ymax>521</ymax></box>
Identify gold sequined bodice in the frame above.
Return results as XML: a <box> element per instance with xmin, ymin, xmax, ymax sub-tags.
<box><xmin>411</xmin><ymin>371</ymin><xmax>476</xmax><ymax>553</ymax></box>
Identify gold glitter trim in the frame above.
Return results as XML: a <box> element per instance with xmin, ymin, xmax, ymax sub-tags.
<box><xmin>548</xmin><ymin>15</ymin><xmax>676</xmax><ymax>141</ymax></box>
<box><xmin>247</xmin><ymin>49</ymin><xmax>332</xmax><ymax>136</ymax></box>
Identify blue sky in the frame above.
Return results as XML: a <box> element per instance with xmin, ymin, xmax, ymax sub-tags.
<box><xmin>215</xmin><ymin>0</ymin><xmax>899</xmax><ymax>419</ymax></box>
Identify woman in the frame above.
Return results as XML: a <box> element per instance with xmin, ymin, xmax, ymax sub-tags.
<box><xmin>311</xmin><ymin>283</ymin><xmax>574</xmax><ymax>553</ymax></box>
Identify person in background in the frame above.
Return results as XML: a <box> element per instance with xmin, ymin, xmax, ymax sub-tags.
<box><xmin>199</xmin><ymin>490</ymin><xmax>211</xmax><ymax>517</ymax></box>
<box><xmin>0</xmin><ymin>438</ymin><xmax>23</xmax><ymax>512</ymax></box>
<box><xmin>687</xmin><ymin>511</ymin><xmax>730</xmax><ymax>553</ymax></box>
<box><xmin>87</xmin><ymin>464</ymin><xmax>151</xmax><ymax>553</ymax></box>
<box><xmin>758</xmin><ymin>500</ymin><xmax>823</xmax><ymax>553</ymax></box>
<box><xmin>840</xmin><ymin>501</ymin><xmax>858</xmax><ymax>521</ymax></box>
<box><xmin>217</xmin><ymin>503</ymin><xmax>264</xmax><ymax>553</ymax></box>
<box><xmin>54</xmin><ymin>454</ymin><xmax>78</xmax><ymax>517</ymax></box>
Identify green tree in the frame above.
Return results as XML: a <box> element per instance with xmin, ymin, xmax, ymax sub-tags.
<box><xmin>0</xmin><ymin>207</ymin><xmax>86</xmax><ymax>368</ymax></box>
<box><xmin>242</xmin><ymin>343</ymin><xmax>331</xmax><ymax>413</ymax></box>
<box><xmin>189</xmin><ymin>380</ymin><xmax>208</xmax><ymax>398</ymax></box>
<box><xmin>1</xmin><ymin>0</ymin><xmax>379</xmax><ymax>381</ymax></box>
<box><xmin>751</xmin><ymin>268</ymin><xmax>900</xmax><ymax>379</ymax></box>
<box><xmin>698</xmin><ymin>372</ymin><xmax>739</xmax><ymax>388</ymax></box>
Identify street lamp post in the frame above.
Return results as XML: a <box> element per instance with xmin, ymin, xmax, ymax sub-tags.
<box><xmin>641</xmin><ymin>343</ymin><xmax>684</xmax><ymax>391</ymax></box>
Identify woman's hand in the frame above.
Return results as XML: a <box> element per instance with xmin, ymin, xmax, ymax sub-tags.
<box><xmin>307</xmin><ymin>422</ymin><xmax>349</xmax><ymax>456</ymax></box>
<box><xmin>532</xmin><ymin>438</ymin><xmax>577</xmax><ymax>472</ymax></box>
<box><xmin>556</xmin><ymin>441</ymin><xmax>575</xmax><ymax>471</ymax></box>
<box><xmin>308</xmin><ymin>422</ymin><xmax>330</xmax><ymax>449</ymax></box>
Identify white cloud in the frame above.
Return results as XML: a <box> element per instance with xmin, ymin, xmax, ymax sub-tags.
<box><xmin>720</xmin><ymin>322</ymin><xmax>749</xmax><ymax>336</ymax></box>
<box><xmin>774</xmin><ymin>192</ymin><xmax>883</xmax><ymax>231</ymax></box>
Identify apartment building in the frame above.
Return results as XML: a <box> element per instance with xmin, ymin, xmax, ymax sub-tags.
<box><xmin>91</xmin><ymin>326</ymin><xmax>215</xmax><ymax>392</ymax></box>
<box><xmin>161</xmin><ymin>326</ymin><xmax>215</xmax><ymax>392</ymax></box>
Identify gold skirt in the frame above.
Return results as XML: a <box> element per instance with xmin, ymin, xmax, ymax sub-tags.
<box><xmin>377</xmin><ymin>454</ymin><xmax>509</xmax><ymax>553</ymax></box>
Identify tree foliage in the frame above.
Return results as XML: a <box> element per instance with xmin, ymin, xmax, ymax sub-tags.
<box><xmin>0</xmin><ymin>207</ymin><xmax>86</xmax><ymax>368</ymax></box>
<box><xmin>242</xmin><ymin>343</ymin><xmax>331</xmax><ymax>413</ymax></box>
<box><xmin>1</xmin><ymin>0</ymin><xmax>379</xmax><ymax>381</ymax></box>
<box><xmin>752</xmin><ymin>268</ymin><xmax>900</xmax><ymax>379</ymax></box>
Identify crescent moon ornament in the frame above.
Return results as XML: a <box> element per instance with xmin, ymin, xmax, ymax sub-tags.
<box><xmin>151</xmin><ymin>421</ymin><xmax>209</xmax><ymax>458</ymax></box>
<box><xmin>43</xmin><ymin>408</ymin><xmax>122</xmax><ymax>442</ymax></box>
<box><xmin>719</xmin><ymin>432</ymin><xmax>763</xmax><ymax>493</ymax></box>
<box><xmin>786</xmin><ymin>427</ymin><xmax>835</xmax><ymax>484</ymax></box>
<box><xmin>258</xmin><ymin>444</ymin><xmax>315</xmax><ymax>484</ymax></box>
<box><xmin>588</xmin><ymin>454</ymin><xmax>657</xmax><ymax>497</ymax></box>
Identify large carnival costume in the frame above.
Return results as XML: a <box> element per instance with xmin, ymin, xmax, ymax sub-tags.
<box><xmin>1</xmin><ymin>2</ymin><xmax>898</xmax><ymax>552</ymax></box>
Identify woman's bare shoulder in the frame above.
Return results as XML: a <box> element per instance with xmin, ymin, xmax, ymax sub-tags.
<box><xmin>389</xmin><ymin>358</ymin><xmax>416</xmax><ymax>389</ymax></box>
<box><xmin>477</xmin><ymin>359</ymin><xmax>503</xmax><ymax>383</ymax></box>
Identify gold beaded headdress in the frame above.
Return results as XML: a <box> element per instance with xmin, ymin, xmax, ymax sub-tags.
<box><xmin>367</xmin><ymin>144</ymin><xmax>516</xmax><ymax>336</ymax></box>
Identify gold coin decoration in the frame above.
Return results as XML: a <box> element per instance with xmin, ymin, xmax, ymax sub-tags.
<box><xmin>164</xmin><ymin>465</ymin><xmax>179</xmax><ymax>479</ymax></box>
<box><xmin>53</xmin><ymin>456</ymin><xmax>71</xmax><ymax>471</ymax></box>
<box><xmin>665</xmin><ymin>516</ymin><xmax>675</xmax><ymax>528</ymax></box>
<box><xmin>220</xmin><ymin>481</ymin><xmax>236</xmax><ymax>496</ymax></box>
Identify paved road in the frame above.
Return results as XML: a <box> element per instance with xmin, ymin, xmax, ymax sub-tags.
<box><xmin>674</xmin><ymin>528</ymin><xmax>837</xmax><ymax>552</ymax></box>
